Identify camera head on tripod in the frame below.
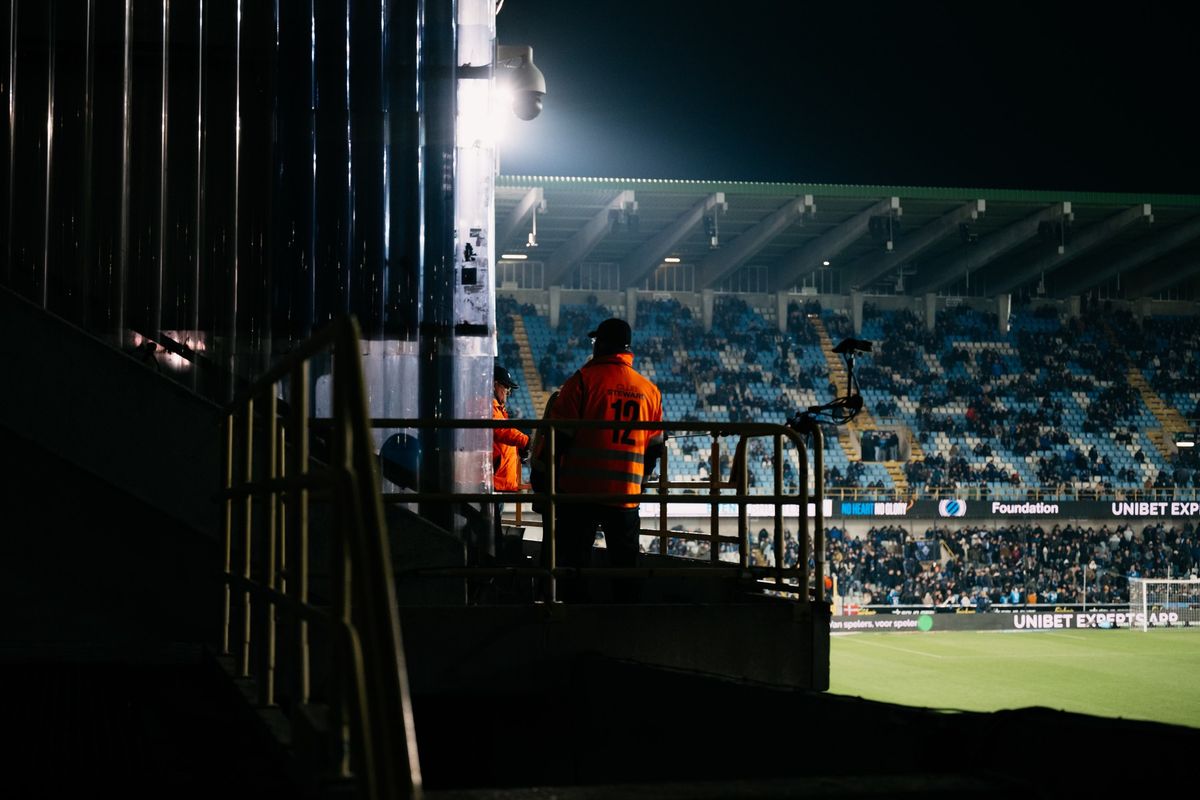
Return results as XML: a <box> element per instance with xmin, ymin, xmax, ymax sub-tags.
<box><xmin>787</xmin><ymin>337</ymin><xmax>874</xmax><ymax>433</ymax></box>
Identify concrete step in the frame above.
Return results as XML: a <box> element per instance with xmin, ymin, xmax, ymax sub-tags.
<box><xmin>512</xmin><ymin>315</ymin><xmax>547</xmax><ymax>399</ymax></box>
<box><xmin>884</xmin><ymin>461</ymin><xmax>909</xmax><ymax>492</ymax></box>
<box><xmin>1126</xmin><ymin>366</ymin><xmax>1189</xmax><ymax>456</ymax></box>
<box><xmin>4</xmin><ymin>652</ymin><xmax>302</xmax><ymax>797</ymax></box>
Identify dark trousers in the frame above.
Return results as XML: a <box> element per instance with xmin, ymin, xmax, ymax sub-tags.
<box><xmin>547</xmin><ymin>503</ymin><xmax>640</xmax><ymax>602</ymax></box>
<box><xmin>493</xmin><ymin>501</ymin><xmax>505</xmax><ymax>561</ymax></box>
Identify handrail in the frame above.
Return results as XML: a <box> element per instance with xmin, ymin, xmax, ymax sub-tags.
<box><xmin>362</xmin><ymin>417</ymin><xmax>827</xmax><ymax>603</ymax></box>
<box><xmin>220</xmin><ymin>316</ymin><xmax>421</xmax><ymax>800</ymax></box>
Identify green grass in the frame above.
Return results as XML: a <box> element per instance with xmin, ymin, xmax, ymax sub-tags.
<box><xmin>828</xmin><ymin>628</ymin><xmax>1200</xmax><ymax>729</ymax></box>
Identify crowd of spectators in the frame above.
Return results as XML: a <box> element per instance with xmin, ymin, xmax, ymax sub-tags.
<box><xmin>858</xmin><ymin>302</ymin><xmax>1200</xmax><ymax>494</ymax></box>
<box><xmin>740</xmin><ymin>520</ymin><xmax>1200</xmax><ymax>608</ymax></box>
<box><xmin>650</xmin><ymin>518</ymin><xmax>1200</xmax><ymax>609</ymax></box>
<box><xmin>505</xmin><ymin>292</ymin><xmax>1200</xmax><ymax>498</ymax></box>
<box><xmin>496</xmin><ymin>295</ymin><xmax>533</xmax><ymax>369</ymax></box>
<box><xmin>533</xmin><ymin>298</ymin><xmax>614</xmax><ymax>387</ymax></box>
<box><xmin>904</xmin><ymin>452</ymin><xmax>1018</xmax><ymax>490</ymax></box>
<box><xmin>693</xmin><ymin>297</ymin><xmax>831</xmax><ymax>421</ymax></box>
<box><xmin>785</xmin><ymin>299</ymin><xmax>823</xmax><ymax>344</ymax></box>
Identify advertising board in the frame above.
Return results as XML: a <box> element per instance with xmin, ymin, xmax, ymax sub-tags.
<box><xmin>831</xmin><ymin>608</ymin><xmax>1193</xmax><ymax>632</ymax></box>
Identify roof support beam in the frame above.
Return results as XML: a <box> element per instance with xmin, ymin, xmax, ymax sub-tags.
<box><xmin>769</xmin><ymin>198</ymin><xmax>896</xmax><ymax>292</ymax></box>
<box><xmin>544</xmin><ymin>190</ymin><xmax>636</xmax><ymax>286</ymax></box>
<box><xmin>621</xmin><ymin>193</ymin><xmax>726</xmax><ymax>288</ymax></box>
<box><xmin>988</xmin><ymin>204</ymin><xmax>1153</xmax><ymax>295</ymax></box>
<box><xmin>841</xmin><ymin>200</ymin><xmax>985</xmax><ymax>290</ymax></box>
<box><xmin>498</xmin><ymin>187</ymin><xmax>545</xmax><ymax>249</ymax></box>
<box><xmin>910</xmin><ymin>203</ymin><xmax>1069</xmax><ymax>295</ymax></box>
<box><xmin>695</xmin><ymin>195</ymin><xmax>815</xmax><ymax>289</ymax></box>
<box><xmin>1054</xmin><ymin>215</ymin><xmax>1200</xmax><ymax>297</ymax></box>
<box><xmin>1122</xmin><ymin>250</ymin><xmax>1200</xmax><ymax>298</ymax></box>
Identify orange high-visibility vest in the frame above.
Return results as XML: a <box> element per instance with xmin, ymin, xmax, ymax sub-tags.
<box><xmin>550</xmin><ymin>352</ymin><xmax>663</xmax><ymax>508</ymax></box>
<box><xmin>492</xmin><ymin>398</ymin><xmax>529</xmax><ymax>492</ymax></box>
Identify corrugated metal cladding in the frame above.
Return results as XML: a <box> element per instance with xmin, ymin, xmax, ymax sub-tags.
<box><xmin>1</xmin><ymin>1</ymin><xmax>431</xmax><ymax>384</ymax></box>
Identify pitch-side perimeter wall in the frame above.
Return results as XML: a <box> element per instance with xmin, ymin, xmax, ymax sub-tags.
<box><xmin>832</xmin><ymin>607</ymin><xmax>1197</xmax><ymax>632</ymax></box>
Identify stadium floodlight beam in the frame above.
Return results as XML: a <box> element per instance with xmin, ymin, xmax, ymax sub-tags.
<box><xmin>496</xmin><ymin>44</ymin><xmax>547</xmax><ymax>120</ymax></box>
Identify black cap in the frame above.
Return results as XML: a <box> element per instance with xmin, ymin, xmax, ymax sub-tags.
<box><xmin>587</xmin><ymin>318</ymin><xmax>632</xmax><ymax>351</ymax></box>
<box><xmin>494</xmin><ymin>364</ymin><xmax>519</xmax><ymax>389</ymax></box>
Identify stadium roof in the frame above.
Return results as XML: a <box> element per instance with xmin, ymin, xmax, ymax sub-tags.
<box><xmin>496</xmin><ymin>176</ymin><xmax>1200</xmax><ymax>300</ymax></box>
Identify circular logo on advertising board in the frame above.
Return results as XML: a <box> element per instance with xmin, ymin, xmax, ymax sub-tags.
<box><xmin>917</xmin><ymin>614</ymin><xmax>934</xmax><ymax>632</ymax></box>
<box><xmin>938</xmin><ymin>499</ymin><xmax>967</xmax><ymax>517</ymax></box>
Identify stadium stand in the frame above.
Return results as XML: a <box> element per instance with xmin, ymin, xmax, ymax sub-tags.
<box><xmin>494</xmin><ymin>288</ymin><xmax>1200</xmax><ymax>624</ymax></box>
<box><xmin>498</xmin><ymin>294</ymin><xmax>904</xmax><ymax>495</ymax></box>
<box><xmin>497</xmin><ymin>293</ymin><xmax>1200</xmax><ymax>503</ymax></box>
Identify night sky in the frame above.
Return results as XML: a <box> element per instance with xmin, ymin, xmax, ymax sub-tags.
<box><xmin>496</xmin><ymin>1</ymin><xmax>1198</xmax><ymax>194</ymax></box>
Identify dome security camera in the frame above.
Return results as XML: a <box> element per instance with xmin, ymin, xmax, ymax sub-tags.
<box><xmin>497</xmin><ymin>44</ymin><xmax>546</xmax><ymax>121</ymax></box>
<box><xmin>512</xmin><ymin>90</ymin><xmax>543</xmax><ymax>122</ymax></box>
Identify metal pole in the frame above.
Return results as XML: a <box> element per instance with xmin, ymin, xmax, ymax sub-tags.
<box><xmin>773</xmin><ymin>433</ymin><xmax>783</xmax><ymax>586</ymax></box>
<box><xmin>241</xmin><ymin>398</ymin><xmax>254</xmax><ymax>677</ymax></box>
<box><xmin>228</xmin><ymin>0</ymin><xmax>243</xmax><ymax>394</ymax></box>
<box><xmin>814</xmin><ymin>428</ymin><xmax>826</xmax><ymax>604</ymax></box>
<box><xmin>330</xmin><ymin>341</ymin><xmax>351</xmax><ymax>778</ymax></box>
<box><xmin>292</xmin><ymin>360</ymin><xmax>311</xmax><ymax>703</ymax></box>
<box><xmin>117</xmin><ymin>0</ymin><xmax>133</xmax><ymax>341</ymax></box>
<box><xmin>276</xmin><ymin>413</ymin><xmax>289</xmax><ymax>696</ymax></box>
<box><xmin>658</xmin><ymin>436</ymin><xmax>668</xmax><ymax>556</ymax></box>
<box><xmin>80</xmin><ymin>0</ymin><xmax>95</xmax><ymax>328</ymax></box>
<box><xmin>546</xmin><ymin>424</ymin><xmax>556</xmax><ymax>602</ymax></box>
<box><xmin>737</xmin><ymin>440</ymin><xmax>748</xmax><ymax>567</ymax></box>
<box><xmin>191</xmin><ymin>0</ymin><xmax>206</xmax><ymax>392</ymax></box>
<box><xmin>222</xmin><ymin>413</ymin><xmax>234</xmax><ymax>653</ymax></box>
<box><xmin>40</xmin><ymin>1</ymin><xmax>53</xmax><ymax>308</ymax></box>
<box><xmin>264</xmin><ymin>390</ymin><xmax>278</xmax><ymax>706</ymax></box>
<box><xmin>154</xmin><ymin>0</ymin><xmax>170</xmax><ymax>338</ymax></box>
<box><xmin>5</xmin><ymin>0</ymin><xmax>16</xmax><ymax>284</ymax></box>
<box><xmin>709</xmin><ymin>438</ymin><xmax>719</xmax><ymax>563</ymax></box>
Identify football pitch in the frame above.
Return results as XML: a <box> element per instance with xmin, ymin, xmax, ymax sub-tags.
<box><xmin>828</xmin><ymin>628</ymin><xmax>1200</xmax><ymax>729</ymax></box>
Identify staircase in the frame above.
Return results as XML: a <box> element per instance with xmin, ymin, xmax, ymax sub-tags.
<box><xmin>1096</xmin><ymin>317</ymin><xmax>1188</xmax><ymax>460</ymax></box>
<box><xmin>903</xmin><ymin>423</ymin><xmax>925</xmax><ymax>461</ymax></box>
<box><xmin>882</xmin><ymin>459</ymin><xmax>909</xmax><ymax>494</ymax></box>
<box><xmin>897</xmin><ymin>422</ymin><xmax>924</xmax><ymax>493</ymax></box>
<box><xmin>1127</xmin><ymin>366</ymin><xmax>1189</xmax><ymax>460</ymax></box>
<box><xmin>811</xmin><ymin>316</ymin><xmax>908</xmax><ymax>494</ymax></box>
<box><xmin>512</xmin><ymin>314</ymin><xmax>551</xmax><ymax>415</ymax></box>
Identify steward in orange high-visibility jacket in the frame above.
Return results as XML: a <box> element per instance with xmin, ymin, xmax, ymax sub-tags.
<box><xmin>489</xmin><ymin>363</ymin><xmax>530</xmax><ymax>569</ymax></box>
<box><xmin>552</xmin><ymin>352</ymin><xmax>663</xmax><ymax>506</ymax></box>
<box><xmin>492</xmin><ymin>364</ymin><xmax>530</xmax><ymax>492</ymax></box>
<box><xmin>547</xmin><ymin>318</ymin><xmax>664</xmax><ymax>601</ymax></box>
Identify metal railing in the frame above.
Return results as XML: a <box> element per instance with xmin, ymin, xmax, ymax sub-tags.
<box><xmin>220</xmin><ymin>317</ymin><xmax>421</xmax><ymax>800</ymax></box>
<box><xmin>367</xmin><ymin>418</ymin><xmax>827</xmax><ymax>603</ymax></box>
